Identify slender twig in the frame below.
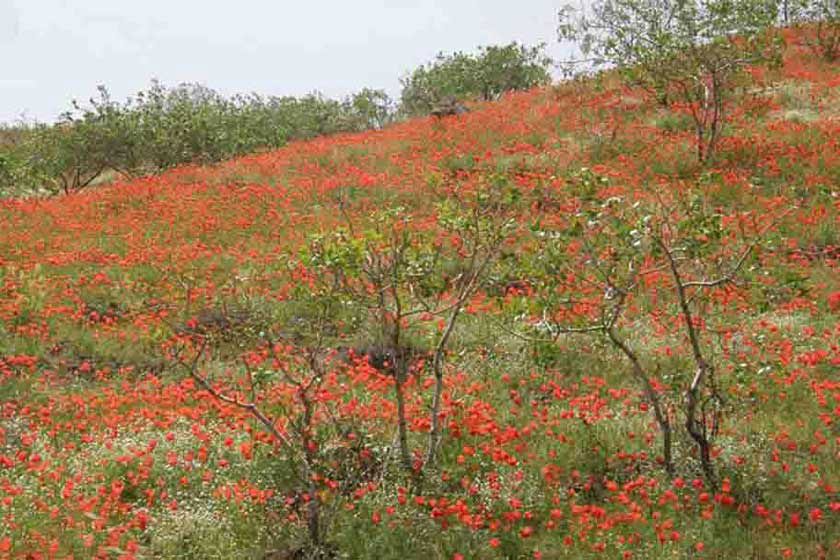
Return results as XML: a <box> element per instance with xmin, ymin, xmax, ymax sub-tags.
<box><xmin>175</xmin><ymin>338</ymin><xmax>297</xmax><ymax>454</ymax></box>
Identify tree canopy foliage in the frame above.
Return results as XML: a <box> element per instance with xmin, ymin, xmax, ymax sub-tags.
<box><xmin>399</xmin><ymin>43</ymin><xmax>552</xmax><ymax>117</ymax></box>
<box><xmin>558</xmin><ymin>0</ymin><xmax>783</xmax><ymax>161</ymax></box>
<box><xmin>1</xmin><ymin>41</ymin><xmax>553</xmax><ymax>197</ymax></box>
<box><xmin>0</xmin><ymin>83</ymin><xmax>398</xmax><ymax>196</ymax></box>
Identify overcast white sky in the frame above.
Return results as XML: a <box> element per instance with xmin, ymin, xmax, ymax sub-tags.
<box><xmin>0</xmin><ymin>0</ymin><xmax>566</xmax><ymax>124</ymax></box>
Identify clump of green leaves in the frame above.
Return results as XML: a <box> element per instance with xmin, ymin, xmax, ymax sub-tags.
<box><xmin>558</xmin><ymin>0</ymin><xmax>782</xmax><ymax>162</ymax></box>
<box><xmin>400</xmin><ymin>43</ymin><xmax>552</xmax><ymax>117</ymax></box>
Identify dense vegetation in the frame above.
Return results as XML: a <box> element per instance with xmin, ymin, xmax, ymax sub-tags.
<box><xmin>0</xmin><ymin>11</ymin><xmax>838</xmax><ymax>560</ymax></box>
<box><xmin>399</xmin><ymin>43</ymin><xmax>552</xmax><ymax>117</ymax></box>
<box><xmin>0</xmin><ymin>42</ymin><xmax>550</xmax><ymax>198</ymax></box>
<box><xmin>0</xmin><ymin>83</ymin><xmax>395</xmax><ymax>197</ymax></box>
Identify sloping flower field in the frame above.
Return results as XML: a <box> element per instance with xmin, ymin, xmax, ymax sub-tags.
<box><xmin>0</xmin><ymin>29</ymin><xmax>838</xmax><ymax>559</ymax></box>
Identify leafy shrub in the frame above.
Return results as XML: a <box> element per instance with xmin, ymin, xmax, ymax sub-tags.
<box><xmin>0</xmin><ymin>125</ymin><xmax>37</xmax><ymax>196</ymax></box>
<box><xmin>400</xmin><ymin>43</ymin><xmax>552</xmax><ymax>116</ymax></box>
<box><xmin>558</xmin><ymin>0</ymin><xmax>783</xmax><ymax>162</ymax></box>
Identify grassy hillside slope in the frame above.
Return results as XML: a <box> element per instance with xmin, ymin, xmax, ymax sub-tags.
<box><xmin>0</xmin><ymin>28</ymin><xmax>838</xmax><ymax>559</ymax></box>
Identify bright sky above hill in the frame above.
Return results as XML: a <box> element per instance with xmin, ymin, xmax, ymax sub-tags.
<box><xmin>0</xmin><ymin>0</ymin><xmax>567</xmax><ymax>124</ymax></box>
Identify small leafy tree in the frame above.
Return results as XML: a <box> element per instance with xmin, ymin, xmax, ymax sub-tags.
<box><xmin>558</xmin><ymin>0</ymin><xmax>781</xmax><ymax>162</ymax></box>
<box><xmin>307</xmin><ymin>181</ymin><xmax>517</xmax><ymax>473</ymax></box>
<box><xmin>343</xmin><ymin>88</ymin><xmax>395</xmax><ymax>131</ymax></box>
<box><xmin>23</xmin><ymin>119</ymin><xmax>110</xmax><ymax>195</ymax></box>
<box><xmin>170</xmin><ymin>275</ymin><xmax>368</xmax><ymax>557</ymax></box>
<box><xmin>130</xmin><ymin>81</ymin><xmax>237</xmax><ymax>171</ymax></box>
<box><xmin>517</xmin><ymin>169</ymin><xmax>789</xmax><ymax>484</ymax></box>
<box><xmin>306</xmin><ymin>215</ymin><xmax>435</xmax><ymax>472</ymax></box>
<box><xmin>16</xmin><ymin>86</ymin><xmax>142</xmax><ymax>193</ymax></box>
<box><xmin>400</xmin><ymin>43</ymin><xmax>552</xmax><ymax>117</ymax></box>
<box><xmin>425</xmin><ymin>177</ymin><xmax>519</xmax><ymax>466</ymax></box>
<box><xmin>515</xmin><ymin>170</ymin><xmax>677</xmax><ymax>476</ymax></box>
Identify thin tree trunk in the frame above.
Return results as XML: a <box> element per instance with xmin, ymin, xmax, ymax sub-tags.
<box><xmin>426</xmin><ymin>256</ymin><xmax>493</xmax><ymax>467</ymax></box>
<box><xmin>425</xmin><ymin>305</ymin><xmax>462</xmax><ymax>467</ymax></box>
<box><xmin>607</xmin><ymin>315</ymin><xmax>674</xmax><ymax>477</ymax></box>
<box><xmin>394</xmin><ymin>371</ymin><xmax>412</xmax><ymax>470</ymax></box>
<box><xmin>606</xmin><ymin>294</ymin><xmax>675</xmax><ymax>478</ymax></box>
<box><xmin>380</xmin><ymin>264</ymin><xmax>413</xmax><ymax>472</ymax></box>
<box><xmin>695</xmin><ymin>122</ymin><xmax>706</xmax><ymax>163</ymax></box>
<box><xmin>661</xmin><ymin>240</ymin><xmax>717</xmax><ymax>486</ymax></box>
<box><xmin>305</xmin><ymin>467</ymin><xmax>321</xmax><ymax>548</ymax></box>
<box><xmin>300</xmin><ymin>395</ymin><xmax>322</xmax><ymax>550</ymax></box>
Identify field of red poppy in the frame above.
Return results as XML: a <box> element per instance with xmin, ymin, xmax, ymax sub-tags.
<box><xmin>0</xmin><ymin>29</ymin><xmax>838</xmax><ymax>559</ymax></box>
